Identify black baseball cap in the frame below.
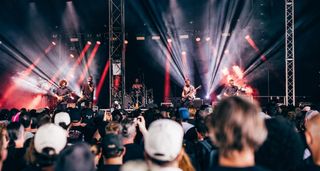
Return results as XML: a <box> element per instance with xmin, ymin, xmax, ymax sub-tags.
<box><xmin>101</xmin><ymin>133</ymin><xmax>124</xmax><ymax>158</ymax></box>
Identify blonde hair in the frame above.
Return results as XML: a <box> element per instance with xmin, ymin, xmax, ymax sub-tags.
<box><xmin>179</xmin><ymin>149</ymin><xmax>195</xmax><ymax>171</ymax></box>
<box><xmin>210</xmin><ymin>96</ymin><xmax>267</xmax><ymax>157</ymax></box>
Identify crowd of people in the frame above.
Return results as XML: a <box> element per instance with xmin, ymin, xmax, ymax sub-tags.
<box><xmin>0</xmin><ymin>96</ymin><xmax>319</xmax><ymax>171</ymax></box>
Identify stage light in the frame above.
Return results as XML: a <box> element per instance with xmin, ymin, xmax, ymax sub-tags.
<box><xmin>87</xmin><ymin>41</ymin><xmax>92</xmax><ymax>45</ymax></box>
<box><xmin>124</xmin><ymin>40</ymin><xmax>128</xmax><ymax>44</ymax></box>
<box><xmin>0</xmin><ymin>41</ymin><xmax>2</xmax><ymax>44</ymax></box>
<box><xmin>222</xmin><ymin>32</ymin><xmax>231</xmax><ymax>37</ymax></box>
<box><xmin>70</xmin><ymin>54</ymin><xmax>74</xmax><ymax>58</ymax></box>
<box><xmin>245</xmin><ymin>35</ymin><xmax>250</xmax><ymax>39</ymax></box>
<box><xmin>224</xmin><ymin>49</ymin><xmax>229</xmax><ymax>54</ymax></box>
<box><xmin>195</xmin><ymin>37</ymin><xmax>201</xmax><ymax>42</ymax></box>
<box><xmin>205</xmin><ymin>94</ymin><xmax>210</xmax><ymax>99</ymax></box>
<box><xmin>70</xmin><ymin>37</ymin><xmax>79</xmax><ymax>42</ymax></box>
<box><xmin>167</xmin><ymin>38</ymin><xmax>172</xmax><ymax>43</ymax></box>
<box><xmin>96</xmin><ymin>41</ymin><xmax>101</xmax><ymax>44</ymax></box>
<box><xmin>136</xmin><ymin>36</ymin><xmax>145</xmax><ymax>40</ymax></box>
<box><xmin>179</xmin><ymin>35</ymin><xmax>189</xmax><ymax>39</ymax></box>
<box><xmin>51</xmin><ymin>41</ymin><xmax>56</xmax><ymax>45</ymax></box>
<box><xmin>205</xmin><ymin>37</ymin><xmax>211</xmax><ymax>41</ymax></box>
<box><xmin>152</xmin><ymin>35</ymin><xmax>161</xmax><ymax>40</ymax></box>
<box><xmin>181</xmin><ymin>51</ymin><xmax>186</xmax><ymax>55</ymax></box>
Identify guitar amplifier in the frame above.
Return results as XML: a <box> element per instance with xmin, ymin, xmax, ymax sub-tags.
<box><xmin>193</xmin><ymin>98</ymin><xmax>203</xmax><ymax>108</ymax></box>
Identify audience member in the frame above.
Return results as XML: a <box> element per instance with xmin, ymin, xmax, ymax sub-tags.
<box><xmin>255</xmin><ymin>116</ymin><xmax>305</xmax><ymax>171</ymax></box>
<box><xmin>23</xmin><ymin>123</ymin><xmax>67</xmax><ymax>171</ymax></box>
<box><xmin>121</xmin><ymin>118</ymin><xmax>144</xmax><ymax>163</ymax></box>
<box><xmin>304</xmin><ymin>112</ymin><xmax>320</xmax><ymax>171</ymax></box>
<box><xmin>99</xmin><ymin>133</ymin><xmax>125</xmax><ymax>171</ymax></box>
<box><xmin>55</xmin><ymin>143</ymin><xmax>95</xmax><ymax>171</ymax></box>
<box><xmin>143</xmin><ymin>119</ymin><xmax>184</xmax><ymax>171</ymax></box>
<box><xmin>3</xmin><ymin>122</ymin><xmax>26</xmax><ymax>171</ymax></box>
<box><xmin>208</xmin><ymin>96</ymin><xmax>268</xmax><ymax>171</ymax></box>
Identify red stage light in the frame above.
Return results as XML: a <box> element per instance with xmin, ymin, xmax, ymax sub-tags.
<box><xmin>78</xmin><ymin>42</ymin><xmax>101</xmax><ymax>84</ymax></box>
<box><xmin>87</xmin><ymin>41</ymin><xmax>92</xmax><ymax>45</ymax></box>
<box><xmin>65</xmin><ymin>43</ymin><xmax>91</xmax><ymax>81</ymax></box>
<box><xmin>70</xmin><ymin>54</ymin><xmax>74</xmax><ymax>58</ymax></box>
<box><xmin>181</xmin><ymin>51</ymin><xmax>186</xmax><ymax>55</ymax></box>
<box><xmin>195</xmin><ymin>37</ymin><xmax>201</xmax><ymax>42</ymax></box>
<box><xmin>124</xmin><ymin>40</ymin><xmax>128</xmax><ymax>44</ymax></box>
<box><xmin>52</xmin><ymin>41</ymin><xmax>56</xmax><ymax>45</ymax></box>
<box><xmin>167</xmin><ymin>38</ymin><xmax>172</xmax><ymax>43</ymax></box>
<box><xmin>95</xmin><ymin>60</ymin><xmax>110</xmax><ymax>104</ymax></box>
<box><xmin>96</xmin><ymin>41</ymin><xmax>101</xmax><ymax>45</ymax></box>
<box><xmin>205</xmin><ymin>37</ymin><xmax>211</xmax><ymax>41</ymax></box>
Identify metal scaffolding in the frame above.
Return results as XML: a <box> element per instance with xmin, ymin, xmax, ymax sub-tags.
<box><xmin>285</xmin><ymin>0</ymin><xmax>295</xmax><ymax>106</ymax></box>
<box><xmin>108</xmin><ymin>0</ymin><xmax>125</xmax><ymax>108</ymax></box>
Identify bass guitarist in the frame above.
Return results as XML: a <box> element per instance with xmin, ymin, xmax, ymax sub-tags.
<box><xmin>53</xmin><ymin>79</ymin><xmax>72</xmax><ymax>111</ymax></box>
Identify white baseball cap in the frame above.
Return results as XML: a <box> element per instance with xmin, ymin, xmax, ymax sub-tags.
<box><xmin>144</xmin><ymin>119</ymin><xmax>184</xmax><ymax>162</ymax></box>
<box><xmin>34</xmin><ymin>123</ymin><xmax>67</xmax><ymax>154</ymax></box>
<box><xmin>54</xmin><ymin>112</ymin><xmax>71</xmax><ymax>126</ymax></box>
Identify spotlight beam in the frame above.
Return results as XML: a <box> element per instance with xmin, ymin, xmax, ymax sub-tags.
<box><xmin>78</xmin><ymin>42</ymin><xmax>100</xmax><ymax>84</ymax></box>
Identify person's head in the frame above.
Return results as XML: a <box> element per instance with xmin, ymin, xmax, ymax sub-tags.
<box><xmin>255</xmin><ymin>116</ymin><xmax>304</xmax><ymax>171</ymax></box>
<box><xmin>208</xmin><ymin>96</ymin><xmax>267</xmax><ymax>158</ymax></box>
<box><xmin>134</xmin><ymin>78</ymin><xmax>140</xmax><ymax>83</ymax></box>
<box><xmin>105</xmin><ymin>121</ymin><xmax>122</xmax><ymax>135</ymax></box>
<box><xmin>19</xmin><ymin>111</ymin><xmax>32</xmax><ymax>129</ymax></box>
<box><xmin>144</xmin><ymin>119</ymin><xmax>184</xmax><ymax>168</ymax></box>
<box><xmin>87</xmin><ymin>76</ymin><xmax>93</xmax><ymax>83</ymax></box>
<box><xmin>305</xmin><ymin>112</ymin><xmax>320</xmax><ymax>165</ymax></box>
<box><xmin>101</xmin><ymin>133</ymin><xmax>125</xmax><ymax>163</ymax></box>
<box><xmin>34</xmin><ymin>123</ymin><xmax>67</xmax><ymax>167</ymax></box>
<box><xmin>121</xmin><ymin>118</ymin><xmax>137</xmax><ymax>144</ymax></box>
<box><xmin>229</xmin><ymin>79</ymin><xmax>234</xmax><ymax>86</ymax></box>
<box><xmin>185</xmin><ymin>79</ymin><xmax>190</xmax><ymax>86</ymax></box>
<box><xmin>69</xmin><ymin>108</ymin><xmax>82</xmax><ymax>124</ymax></box>
<box><xmin>59</xmin><ymin>80</ymin><xmax>67</xmax><ymax>88</ymax></box>
<box><xmin>55</xmin><ymin>143</ymin><xmax>95</xmax><ymax>171</ymax></box>
<box><xmin>7</xmin><ymin>122</ymin><xmax>25</xmax><ymax>148</ymax></box>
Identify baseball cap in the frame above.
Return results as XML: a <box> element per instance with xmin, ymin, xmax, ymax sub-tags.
<box><xmin>101</xmin><ymin>133</ymin><xmax>124</xmax><ymax>157</ymax></box>
<box><xmin>34</xmin><ymin>123</ymin><xmax>67</xmax><ymax>155</ymax></box>
<box><xmin>54</xmin><ymin>112</ymin><xmax>71</xmax><ymax>126</ymax></box>
<box><xmin>69</xmin><ymin>108</ymin><xmax>82</xmax><ymax>122</ymax></box>
<box><xmin>144</xmin><ymin>119</ymin><xmax>184</xmax><ymax>162</ymax></box>
<box><xmin>179</xmin><ymin>108</ymin><xmax>189</xmax><ymax>121</ymax></box>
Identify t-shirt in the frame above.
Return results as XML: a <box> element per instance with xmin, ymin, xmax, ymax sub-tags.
<box><xmin>98</xmin><ymin>164</ymin><xmax>121</xmax><ymax>171</ymax></box>
<box><xmin>209</xmin><ymin>166</ymin><xmax>269</xmax><ymax>171</ymax></box>
<box><xmin>68</xmin><ymin>125</ymin><xmax>84</xmax><ymax>144</ymax></box>
<box><xmin>223</xmin><ymin>85</ymin><xmax>238</xmax><ymax>96</ymax></box>
<box><xmin>123</xmin><ymin>143</ymin><xmax>144</xmax><ymax>163</ymax></box>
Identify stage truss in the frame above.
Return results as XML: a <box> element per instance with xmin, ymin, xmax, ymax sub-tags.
<box><xmin>285</xmin><ymin>0</ymin><xmax>295</xmax><ymax>106</ymax></box>
<box><xmin>108</xmin><ymin>0</ymin><xmax>125</xmax><ymax>108</ymax></box>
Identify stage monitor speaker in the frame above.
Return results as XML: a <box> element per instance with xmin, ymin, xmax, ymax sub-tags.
<box><xmin>193</xmin><ymin>98</ymin><xmax>203</xmax><ymax>108</ymax></box>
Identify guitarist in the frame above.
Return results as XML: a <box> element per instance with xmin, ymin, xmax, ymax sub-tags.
<box><xmin>77</xmin><ymin>76</ymin><xmax>95</xmax><ymax>109</ymax></box>
<box><xmin>223</xmin><ymin>79</ymin><xmax>239</xmax><ymax>98</ymax></box>
<box><xmin>181</xmin><ymin>79</ymin><xmax>196</xmax><ymax>106</ymax></box>
<box><xmin>54</xmin><ymin>79</ymin><xmax>72</xmax><ymax>111</ymax></box>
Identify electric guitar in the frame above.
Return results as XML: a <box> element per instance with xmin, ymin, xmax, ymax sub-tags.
<box><xmin>182</xmin><ymin>85</ymin><xmax>202</xmax><ymax>102</ymax></box>
<box><xmin>56</xmin><ymin>93</ymin><xmax>73</xmax><ymax>103</ymax></box>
